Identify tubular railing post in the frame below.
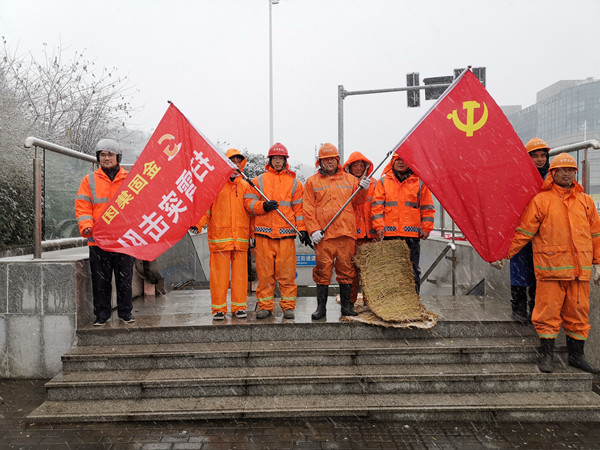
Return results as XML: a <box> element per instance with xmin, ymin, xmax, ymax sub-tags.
<box><xmin>33</xmin><ymin>145</ymin><xmax>43</xmax><ymax>259</ymax></box>
<box><xmin>338</xmin><ymin>85</ymin><xmax>344</xmax><ymax>162</ymax></box>
<box><xmin>451</xmin><ymin>221</ymin><xmax>456</xmax><ymax>296</ymax></box>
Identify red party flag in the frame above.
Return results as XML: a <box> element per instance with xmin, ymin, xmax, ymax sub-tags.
<box><xmin>395</xmin><ymin>69</ymin><xmax>542</xmax><ymax>262</ymax></box>
<box><xmin>93</xmin><ymin>103</ymin><xmax>235</xmax><ymax>260</ymax></box>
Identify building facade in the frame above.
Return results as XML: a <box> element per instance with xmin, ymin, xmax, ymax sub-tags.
<box><xmin>503</xmin><ymin>77</ymin><xmax>600</xmax><ymax>196</ymax></box>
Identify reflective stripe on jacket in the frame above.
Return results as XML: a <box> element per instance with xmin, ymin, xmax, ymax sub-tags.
<box><xmin>243</xmin><ymin>163</ymin><xmax>305</xmax><ymax>239</ymax></box>
<box><xmin>371</xmin><ymin>173</ymin><xmax>435</xmax><ymax>238</ymax></box>
<box><xmin>75</xmin><ymin>166</ymin><xmax>128</xmax><ymax>246</ymax></box>
<box><xmin>196</xmin><ymin>177</ymin><xmax>252</xmax><ymax>252</ymax></box>
<box><xmin>303</xmin><ymin>168</ymin><xmax>366</xmax><ymax>241</ymax></box>
<box><xmin>508</xmin><ymin>178</ymin><xmax>600</xmax><ymax>281</ymax></box>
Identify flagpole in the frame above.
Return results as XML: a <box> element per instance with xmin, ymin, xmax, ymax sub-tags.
<box><xmin>237</xmin><ymin>169</ymin><xmax>313</xmax><ymax>249</ymax></box>
<box><xmin>321</xmin><ymin>150</ymin><xmax>393</xmax><ymax>234</ymax></box>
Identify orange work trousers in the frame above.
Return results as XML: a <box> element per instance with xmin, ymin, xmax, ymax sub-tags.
<box><xmin>313</xmin><ymin>236</ymin><xmax>356</xmax><ymax>286</ymax></box>
<box><xmin>350</xmin><ymin>238</ymin><xmax>371</xmax><ymax>303</ymax></box>
<box><xmin>533</xmin><ymin>279</ymin><xmax>591</xmax><ymax>340</ymax></box>
<box><xmin>209</xmin><ymin>249</ymin><xmax>248</xmax><ymax>314</ymax></box>
<box><xmin>255</xmin><ymin>236</ymin><xmax>297</xmax><ymax>311</ymax></box>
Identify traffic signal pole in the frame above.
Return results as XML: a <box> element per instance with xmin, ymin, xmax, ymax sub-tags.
<box><xmin>337</xmin><ymin>82</ymin><xmax>450</xmax><ymax>162</ymax></box>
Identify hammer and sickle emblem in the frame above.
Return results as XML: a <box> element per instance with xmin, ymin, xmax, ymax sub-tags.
<box><xmin>447</xmin><ymin>101</ymin><xmax>488</xmax><ymax>137</ymax></box>
<box><xmin>158</xmin><ymin>134</ymin><xmax>182</xmax><ymax>161</ymax></box>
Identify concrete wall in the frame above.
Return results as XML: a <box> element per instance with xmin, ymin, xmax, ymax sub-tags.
<box><xmin>0</xmin><ymin>247</ymin><xmax>87</xmax><ymax>378</ymax></box>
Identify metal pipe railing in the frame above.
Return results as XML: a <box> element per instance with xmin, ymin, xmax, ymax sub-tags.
<box><xmin>24</xmin><ymin>137</ymin><xmax>96</xmax><ymax>258</ymax></box>
<box><xmin>549</xmin><ymin>139</ymin><xmax>600</xmax><ymax>193</ymax></box>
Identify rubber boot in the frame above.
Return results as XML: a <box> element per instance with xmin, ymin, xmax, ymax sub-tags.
<box><xmin>510</xmin><ymin>286</ymin><xmax>528</xmax><ymax>323</ymax></box>
<box><xmin>538</xmin><ymin>338</ymin><xmax>555</xmax><ymax>373</ymax></box>
<box><xmin>566</xmin><ymin>336</ymin><xmax>600</xmax><ymax>374</ymax></box>
<box><xmin>311</xmin><ymin>284</ymin><xmax>328</xmax><ymax>320</ymax></box>
<box><xmin>340</xmin><ymin>284</ymin><xmax>358</xmax><ymax>317</ymax></box>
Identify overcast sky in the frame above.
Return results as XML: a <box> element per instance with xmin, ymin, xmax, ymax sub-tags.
<box><xmin>2</xmin><ymin>0</ymin><xmax>599</xmax><ymax>171</ymax></box>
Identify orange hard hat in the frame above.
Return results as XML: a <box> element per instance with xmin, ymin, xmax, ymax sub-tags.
<box><xmin>268</xmin><ymin>142</ymin><xmax>288</xmax><ymax>157</ymax></box>
<box><xmin>315</xmin><ymin>143</ymin><xmax>340</xmax><ymax>167</ymax></box>
<box><xmin>525</xmin><ymin>137</ymin><xmax>550</xmax><ymax>153</ymax></box>
<box><xmin>549</xmin><ymin>153</ymin><xmax>577</xmax><ymax>171</ymax></box>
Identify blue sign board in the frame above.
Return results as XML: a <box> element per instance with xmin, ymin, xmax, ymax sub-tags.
<box><xmin>296</xmin><ymin>254</ymin><xmax>316</xmax><ymax>266</ymax></box>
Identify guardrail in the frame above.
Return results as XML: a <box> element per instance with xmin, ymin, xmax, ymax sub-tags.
<box><xmin>23</xmin><ymin>138</ymin><xmax>96</xmax><ymax>259</ymax></box>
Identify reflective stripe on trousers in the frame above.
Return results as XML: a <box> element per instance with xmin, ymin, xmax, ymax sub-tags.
<box><xmin>209</xmin><ymin>249</ymin><xmax>248</xmax><ymax>314</ymax></box>
<box><xmin>255</xmin><ymin>237</ymin><xmax>297</xmax><ymax>311</ymax></box>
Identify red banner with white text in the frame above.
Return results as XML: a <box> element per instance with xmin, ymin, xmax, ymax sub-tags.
<box><xmin>395</xmin><ymin>69</ymin><xmax>542</xmax><ymax>262</ymax></box>
<box><xmin>93</xmin><ymin>103</ymin><xmax>234</xmax><ymax>260</ymax></box>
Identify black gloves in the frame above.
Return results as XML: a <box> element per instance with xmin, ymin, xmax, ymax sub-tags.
<box><xmin>188</xmin><ymin>226</ymin><xmax>199</xmax><ymax>235</ymax></box>
<box><xmin>299</xmin><ymin>231</ymin><xmax>312</xmax><ymax>247</ymax></box>
<box><xmin>263</xmin><ymin>200</ymin><xmax>279</xmax><ymax>212</ymax></box>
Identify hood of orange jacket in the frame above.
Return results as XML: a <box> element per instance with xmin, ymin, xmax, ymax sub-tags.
<box><xmin>225</xmin><ymin>148</ymin><xmax>247</xmax><ymax>171</ymax></box>
<box><xmin>541</xmin><ymin>171</ymin><xmax>583</xmax><ymax>193</ymax></box>
<box><xmin>342</xmin><ymin>151</ymin><xmax>373</xmax><ymax>177</ymax></box>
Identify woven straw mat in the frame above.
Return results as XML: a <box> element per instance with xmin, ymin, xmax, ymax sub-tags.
<box><xmin>342</xmin><ymin>239</ymin><xmax>438</xmax><ymax>328</ymax></box>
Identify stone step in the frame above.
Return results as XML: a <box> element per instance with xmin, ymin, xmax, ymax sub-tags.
<box><xmin>75</xmin><ymin>320</ymin><xmax>536</xmax><ymax>347</ymax></box>
<box><xmin>61</xmin><ymin>336</ymin><xmax>548</xmax><ymax>371</ymax></box>
<box><xmin>45</xmin><ymin>363</ymin><xmax>592</xmax><ymax>401</ymax></box>
<box><xmin>28</xmin><ymin>391</ymin><xmax>600</xmax><ymax>423</ymax></box>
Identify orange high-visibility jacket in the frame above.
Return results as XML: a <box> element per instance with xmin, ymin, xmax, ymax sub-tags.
<box><xmin>371</xmin><ymin>169</ymin><xmax>435</xmax><ymax>238</ymax></box>
<box><xmin>196</xmin><ymin>176</ymin><xmax>252</xmax><ymax>252</ymax></box>
<box><xmin>75</xmin><ymin>166</ymin><xmax>128</xmax><ymax>246</ymax></box>
<box><xmin>243</xmin><ymin>163</ymin><xmax>306</xmax><ymax>239</ymax></box>
<box><xmin>342</xmin><ymin>151</ymin><xmax>377</xmax><ymax>239</ymax></box>
<box><xmin>303</xmin><ymin>166</ymin><xmax>367</xmax><ymax>241</ymax></box>
<box><xmin>507</xmin><ymin>177</ymin><xmax>600</xmax><ymax>281</ymax></box>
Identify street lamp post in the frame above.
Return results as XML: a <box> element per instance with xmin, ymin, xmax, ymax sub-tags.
<box><xmin>268</xmin><ymin>0</ymin><xmax>279</xmax><ymax>146</ymax></box>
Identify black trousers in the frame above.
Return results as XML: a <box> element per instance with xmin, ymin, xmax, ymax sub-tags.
<box><xmin>89</xmin><ymin>246</ymin><xmax>135</xmax><ymax>320</ymax></box>
<box><xmin>384</xmin><ymin>236</ymin><xmax>421</xmax><ymax>293</ymax></box>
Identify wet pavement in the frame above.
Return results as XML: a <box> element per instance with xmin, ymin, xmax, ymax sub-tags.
<box><xmin>3</xmin><ymin>291</ymin><xmax>600</xmax><ymax>448</ymax></box>
<box><xmin>2</xmin><ymin>378</ymin><xmax>600</xmax><ymax>449</ymax></box>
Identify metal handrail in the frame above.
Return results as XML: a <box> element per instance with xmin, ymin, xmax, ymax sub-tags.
<box><xmin>550</xmin><ymin>139</ymin><xmax>600</xmax><ymax>193</ymax></box>
<box><xmin>24</xmin><ymin>137</ymin><xmax>96</xmax><ymax>258</ymax></box>
<box><xmin>421</xmin><ymin>242</ymin><xmax>456</xmax><ymax>286</ymax></box>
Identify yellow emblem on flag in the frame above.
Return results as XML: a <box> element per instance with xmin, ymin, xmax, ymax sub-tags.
<box><xmin>447</xmin><ymin>101</ymin><xmax>488</xmax><ymax>137</ymax></box>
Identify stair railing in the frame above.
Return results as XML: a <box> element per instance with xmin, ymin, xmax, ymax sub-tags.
<box><xmin>24</xmin><ymin>137</ymin><xmax>96</xmax><ymax>259</ymax></box>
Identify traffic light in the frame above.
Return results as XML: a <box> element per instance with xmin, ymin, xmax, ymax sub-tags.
<box><xmin>423</xmin><ymin>76</ymin><xmax>453</xmax><ymax>100</ymax></box>
<box><xmin>472</xmin><ymin>67</ymin><xmax>486</xmax><ymax>87</ymax></box>
<box><xmin>406</xmin><ymin>72</ymin><xmax>420</xmax><ymax>108</ymax></box>
<box><xmin>454</xmin><ymin>67</ymin><xmax>486</xmax><ymax>87</ymax></box>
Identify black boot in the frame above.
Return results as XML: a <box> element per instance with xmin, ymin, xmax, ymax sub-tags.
<box><xmin>566</xmin><ymin>336</ymin><xmax>599</xmax><ymax>374</ymax></box>
<box><xmin>311</xmin><ymin>284</ymin><xmax>328</xmax><ymax>320</ymax></box>
<box><xmin>538</xmin><ymin>338</ymin><xmax>555</xmax><ymax>373</ymax></box>
<box><xmin>340</xmin><ymin>284</ymin><xmax>358</xmax><ymax>316</ymax></box>
<box><xmin>510</xmin><ymin>286</ymin><xmax>528</xmax><ymax>323</ymax></box>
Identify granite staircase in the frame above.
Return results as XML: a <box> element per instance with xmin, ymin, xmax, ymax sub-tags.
<box><xmin>29</xmin><ymin>306</ymin><xmax>600</xmax><ymax>423</ymax></box>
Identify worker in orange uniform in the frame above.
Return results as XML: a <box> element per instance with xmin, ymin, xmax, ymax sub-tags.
<box><xmin>75</xmin><ymin>139</ymin><xmax>135</xmax><ymax>326</ymax></box>
<box><xmin>494</xmin><ymin>153</ymin><xmax>600</xmax><ymax>374</ymax></box>
<box><xmin>342</xmin><ymin>151</ymin><xmax>378</xmax><ymax>307</ymax></box>
<box><xmin>509</xmin><ymin>137</ymin><xmax>550</xmax><ymax>323</ymax></box>
<box><xmin>304</xmin><ymin>143</ymin><xmax>370</xmax><ymax>320</ymax></box>
<box><xmin>371</xmin><ymin>152</ymin><xmax>435</xmax><ymax>294</ymax></box>
<box><xmin>243</xmin><ymin>143</ymin><xmax>311</xmax><ymax>320</ymax></box>
<box><xmin>196</xmin><ymin>149</ymin><xmax>252</xmax><ymax>320</ymax></box>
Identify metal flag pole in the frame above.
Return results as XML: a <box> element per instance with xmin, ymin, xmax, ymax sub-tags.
<box><xmin>237</xmin><ymin>169</ymin><xmax>313</xmax><ymax>249</ymax></box>
<box><xmin>321</xmin><ymin>149</ymin><xmax>395</xmax><ymax>234</ymax></box>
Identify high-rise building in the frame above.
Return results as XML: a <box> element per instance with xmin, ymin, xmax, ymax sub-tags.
<box><xmin>503</xmin><ymin>77</ymin><xmax>600</xmax><ymax>195</ymax></box>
